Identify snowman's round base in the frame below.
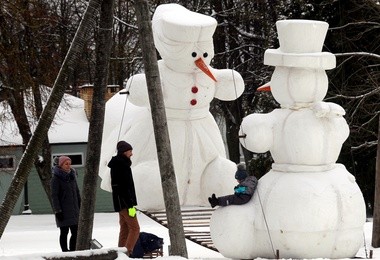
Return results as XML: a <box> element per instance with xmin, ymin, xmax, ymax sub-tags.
<box><xmin>210</xmin><ymin>164</ymin><xmax>366</xmax><ymax>259</ymax></box>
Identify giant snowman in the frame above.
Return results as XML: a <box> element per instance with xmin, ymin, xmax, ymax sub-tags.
<box><xmin>99</xmin><ymin>4</ymin><xmax>244</xmax><ymax>210</ymax></box>
<box><xmin>210</xmin><ymin>20</ymin><xmax>366</xmax><ymax>259</ymax></box>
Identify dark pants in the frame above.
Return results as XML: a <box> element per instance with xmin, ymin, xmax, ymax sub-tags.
<box><xmin>218</xmin><ymin>193</ymin><xmax>252</xmax><ymax>206</ymax></box>
<box><xmin>59</xmin><ymin>225</ymin><xmax>78</xmax><ymax>252</ymax></box>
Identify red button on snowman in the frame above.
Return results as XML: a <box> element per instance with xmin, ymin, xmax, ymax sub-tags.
<box><xmin>99</xmin><ymin>4</ymin><xmax>244</xmax><ymax>211</ymax></box>
<box><xmin>210</xmin><ymin>20</ymin><xmax>366</xmax><ymax>259</ymax></box>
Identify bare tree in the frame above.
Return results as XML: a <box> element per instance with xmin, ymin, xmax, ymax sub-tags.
<box><xmin>0</xmin><ymin>0</ymin><xmax>53</xmax><ymax>210</ymax></box>
<box><xmin>0</xmin><ymin>0</ymin><xmax>103</xmax><ymax>239</ymax></box>
<box><xmin>76</xmin><ymin>0</ymin><xmax>115</xmax><ymax>250</ymax></box>
<box><xmin>109</xmin><ymin>0</ymin><xmax>141</xmax><ymax>87</ymax></box>
<box><xmin>133</xmin><ymin>0</ymin><xmax>188</xmax><ymax>257</ymax></box>
<box><xmin>372</xmin><ymin>115</ymin><xmax>380</xmax><ymax>247</ymax></box>
<box><xmin>319</xmin><ymin>1</ymin><xmax>380</xmax><ymax>214</ymax></box>
<box><xmin>0</xmin><ymin>0</ymin><xmax>88</xmax><ymax>210</ymax></box>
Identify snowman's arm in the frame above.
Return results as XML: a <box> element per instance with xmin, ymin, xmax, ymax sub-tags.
<box><xmin>126</xmin><ymin>73</ymin><xmax>150</xmax><ymax>107</ymax></box>
<box><xmin>214</xmin><ymin>69</ymin><xmax>245</xmax><ymax>101</ymax></box>
<box><xmin>239</xmin><ymin>113</ymin><xmax>273</xmax><ymax>153</ymax></box>
<box><xmin>312</xmin><ymin>101</ymin><xmax>345</xmax><ymax>118</ymax></box>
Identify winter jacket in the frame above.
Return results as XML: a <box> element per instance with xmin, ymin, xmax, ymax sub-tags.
<box><xmin>51</xmin><ymin>166</ymin><xmax>81</xmax><ymax>228</ymax></box>
<box><xmin>108</xmin><ymin>154</ymin><xmax>137</xmax><ymax>212</ymax></box>
<box><xmin>218</xmin><ymin>176</ymin><xmax>258</xmax><ymax>206</ymax></box>
<box><xmin>233</xmin><ymin>176</ymin><xmax>258</xmax><ymax>196</ymax></box>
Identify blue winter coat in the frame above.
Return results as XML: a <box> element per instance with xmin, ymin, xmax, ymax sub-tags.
<box><xmin>51</xmin><ymin>166</ymin><xmax>81</xmax><ymax>227</ymax></box>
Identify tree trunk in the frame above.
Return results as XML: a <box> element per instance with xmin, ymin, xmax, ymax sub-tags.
<box><xmin>0</xmin><ymin>0</ymin><xmax>103</xmax><ymax>239</ymax></box>
<box><xmin>222</xmin><ymin>101</ymin><xmax>243</xmax><ymax>163</ymax></box>
<box><xmin>76</xmin><ymin>0</ymin><xmax>115</xmax><ymax>250</ymax></box>
<box><xmin>210</xmin><ymin>0</ymin><xmax>241</xmax><ymax>164</ymax></box>
<box><xmin>34</xmin><ymin>137</ymin><xmax>53</xmax><ymax>208</ymax></box>
<box><xmin>133</xmin><ymin>0</ymin><xmax>188</xmax><ymax>257</ymax></box>
<box><xmin>372</xmin><ymin>115</ymin><xmax>380</xmax><ymax>247</ymax></box>
<box><xmin>1</xmin><ymin>3</ymin><xmax>54</xmax><ymax>211</ymax></box>
<box><xmin>32</xmin><ymin>82</ymin><xmax>54</xmax><ymax>209</ymax></box>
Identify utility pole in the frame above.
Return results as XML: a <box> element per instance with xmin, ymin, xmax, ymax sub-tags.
<box><xmin>133</xmin><ymin>0</ymin><xmax>188</xmax><ymax>257</ymax></box>
<box><xmin>372</xmin><ymin>115</ymin><xmax>380</xmax><ymax>247</ymax></box>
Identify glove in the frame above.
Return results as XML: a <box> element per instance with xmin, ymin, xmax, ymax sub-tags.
<box><xmin>208</xmin><ymin>194</ymin><xmax>219</xmax><ymax>208</ymax></box>
<box><xmin>128</xmin><ymin>207</ymin><xmax>136</xmax><ymax>217</ymax></box>
<box><xmin>55</xmin><ymin>212</ymin><xmax>64</xmax><ymax>221</ymax></box>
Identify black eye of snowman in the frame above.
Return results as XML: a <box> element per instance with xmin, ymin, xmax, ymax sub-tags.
<box><xmin>191</xmin><ymin>52</ymin><xmax>197</xmax><ymax>58</ymax></box>
<box><xmin>203</xmin><ymin>53</ymin><xmax>208</xmax><ymax>58</ymax></box>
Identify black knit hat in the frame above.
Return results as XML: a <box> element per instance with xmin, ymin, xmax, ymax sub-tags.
<box><xmin>117</xmin><ymin>141</ymin><xmax>133</xmax><ymax>153</ymax></box>
<box><xmin>235</xmin><ymin>163</ymin><xmax>248</xmax><ymax>181</ymax></box>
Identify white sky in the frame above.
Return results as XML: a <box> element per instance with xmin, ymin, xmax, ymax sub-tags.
<box><xmin>0</xmin><ymin>210</ymin><xmax>377</xmax><ymax>259</ymax></box>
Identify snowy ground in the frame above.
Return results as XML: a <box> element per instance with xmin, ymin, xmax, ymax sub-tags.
<box><xmin>0</xmin><ymin>211</ymin><xmax>378</xmax><ymax>259</ymax></box>
<box><xmin>0</xmin><ymin>211</ymin><xmax>222</xmax><ymax>260</ymax></box>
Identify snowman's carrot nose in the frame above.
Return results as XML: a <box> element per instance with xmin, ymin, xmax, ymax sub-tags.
<box><xmin>195</xmin><ymin>58</ymin><xmax>217</xmax><ymax>82</ymax></box>
<box><xmin>257</xmin><ymin>82</ymin><xmax>271</xmax><ymax>92</ymax></box>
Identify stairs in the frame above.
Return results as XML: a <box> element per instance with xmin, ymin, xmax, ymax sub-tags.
<box><xmin>143</xmin><ymin>207</ymin><xmax>217</xmax><ymax>252</ymax></box>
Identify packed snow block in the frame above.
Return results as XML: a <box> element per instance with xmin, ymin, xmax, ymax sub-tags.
<box><xmin>132</xmin><ymin>161</ymin><xmax>164</xmax><ymax>211</ymax></box>
<box><xmin>268</xmin><ymin>67</ymin><xmax>329</xmax><ymax>106</ymax></box>
<box><xmin>276</xmin><ymin>20</ymin><xmax>328</xmax><ymax>53</ymax></box>
<box><xmin>210</xmin><ymin>198</ymin><xmax>256</xmax><ymax>259</ymax></box>
<box><xmin>254</xmin><ymin>167</ymin><xmax>365</xmax><ymax>259</ymax></box>
<box><xmin>99</xmin><ymin>3</ymin><xmax>244</xmax><ymax>210</ymax></box>
<box><xmin>212</xmin><ymin>19</ymin><xmax>366</xmax><ymax>259</ymax></box>
<box><xmin>211</xmin><ymin>166</ymin><xmax>365</xmax><ymax>259</ymax></box>
<box><xmin>241</xmin><ymin>108</ymin><xmax>350</xmax><ymax>166</ymax></box>
<box><xmin>264</xmin><ymin>49</ymin><xmax>336</xmax><ymax>69</ymax></box>
<box><xmin>264</xmin><ymin>20</ymin><xmax>336</xmax><ymax>70</ymax></box>
<box><xmin>152</xmin><ymin>3</ymin><xmax>216</xmax><ymax>43</ymax></box>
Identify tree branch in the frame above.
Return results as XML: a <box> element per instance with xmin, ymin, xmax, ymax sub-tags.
<box><xmin>335</xmin><ymin>52</ymin><xmax>380</xmax><ymax>60</ymax></box>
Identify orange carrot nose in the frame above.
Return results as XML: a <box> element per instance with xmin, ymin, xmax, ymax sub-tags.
<box><xmin>257</xmin><ymin>82</ymin><xmax>271</xmax><ymax>92</ymax></box>
<box><xmin>195</xmin><ymin>58</ymin><xmax>217</xmax><ymax>82</ymax></box>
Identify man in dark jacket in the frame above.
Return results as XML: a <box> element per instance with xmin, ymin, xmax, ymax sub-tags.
<box><xmin>208</xmin><ymin>163</ymin><xmax>258</xmax><ymax>207</ymax></box>
<box><xmin>51</xmin><ymin>156</ymin><xmax>81</xmax><ymax>252</ymax></box>
<box><xmin>108</xmin><ymin>141</ymin><xmax>140</xmax><ymax>256</ymax></box>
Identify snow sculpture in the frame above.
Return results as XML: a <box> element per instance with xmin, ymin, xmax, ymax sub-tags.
<box><xmin>99</xmin><ymin>4</ymin><xmax>244</xmax><ymax>210</ymax></box>
<box><xmin>210</xmin><ymin>20</ymin><xmax>366</xmax><ymax>259</ymax></box>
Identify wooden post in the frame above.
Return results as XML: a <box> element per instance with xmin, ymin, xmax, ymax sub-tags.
<box><xmin>372</xmin><ymin>115</ymin><xmax>380</xmax><ymax>247</ymax></box>
<box><xmin>133</xmin><ymin>0</ymin><xmax>188</xmax><ymax>258</ymax></box>
<box><xmin>76</xmin><ymin>0</ymin><xmax>115</xmax><ymax>251</ymax></box>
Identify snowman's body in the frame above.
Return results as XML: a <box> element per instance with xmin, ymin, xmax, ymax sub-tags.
<box><xmin>245</xmin><ymin>107</ymin><xmax>349</xmax><ymax>167</ymax></box>
<box><xmin>99</xmin><ymin>4</ymin><xmax>244</xmax><ymax>210</ymax></box>
<box><xmin>210</xmin><ymin>20</ymin><xmax>366</xmax><ymax>259</ymax></box>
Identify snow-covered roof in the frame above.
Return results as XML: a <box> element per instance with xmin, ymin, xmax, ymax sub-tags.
<box><xmin>0</xmin><ymin>89</ymin><xmax>89</xmax><ymax>146</ymax></box>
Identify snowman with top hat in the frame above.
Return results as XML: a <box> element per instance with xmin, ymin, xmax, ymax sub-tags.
<box><xmin>99</xmin><ymin>4</ymin><xmax>244</xmax><ymax>211</ymax></box>
<box><xmin>210</xmin><ymin>20</ymin><xmax>366</xmax><ymax>259</ymax></box>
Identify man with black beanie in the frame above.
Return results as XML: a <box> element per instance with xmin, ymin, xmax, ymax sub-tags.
<box><xmin>108</xmin><ymin>140</ymin><xmax>140</xmax><ymax>256</ymax></box>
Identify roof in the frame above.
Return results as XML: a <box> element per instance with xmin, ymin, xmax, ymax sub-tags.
<box><xmin>0</xmin><ymin>88</ymin><xmax>89</xmax><ymax>146</ymax></box>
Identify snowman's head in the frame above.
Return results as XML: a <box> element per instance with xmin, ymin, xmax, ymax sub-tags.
<box><xmin>262</xmin><ymin>20</ymin><xmax>336</xmax><ymax>108</ymax></box>
<box><xmin>152</xmin><ymin>4</ymin><xmax>217</xmax><ymax>76</ymax></box>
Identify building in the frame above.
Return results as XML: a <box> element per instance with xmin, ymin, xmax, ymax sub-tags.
<box><xmin>0</xmin><ymin>85</ymin><xmax>120</xmax><ymax>214</ymax></box>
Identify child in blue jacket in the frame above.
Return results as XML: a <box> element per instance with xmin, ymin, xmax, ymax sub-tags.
<box><xmin>208</xmin><ymin>163</ymin><xmax>257</xmax><ymax>207</ymax></box>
